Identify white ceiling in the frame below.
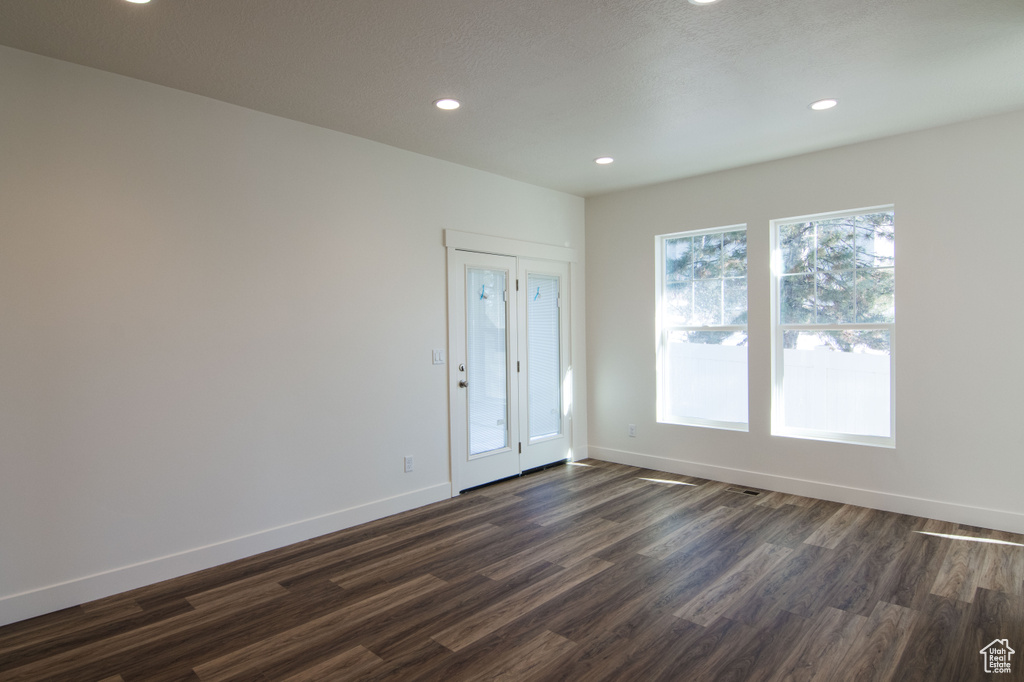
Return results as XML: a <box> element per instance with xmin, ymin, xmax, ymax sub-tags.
<box><xmin>3</xmin><ymin>0</ymin><xmax>1024</xmax><ymax>197</ymax></box>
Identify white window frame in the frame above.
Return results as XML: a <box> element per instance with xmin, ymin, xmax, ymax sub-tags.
<box><xmin>770</xmin><ymin>205</ymin><xmax>895</xmax><ymax>448</ymax></box>
<box><xmin>656</xmin><ymin>224</ymin><xmax>749</xmax><ymax>432</ymax></box>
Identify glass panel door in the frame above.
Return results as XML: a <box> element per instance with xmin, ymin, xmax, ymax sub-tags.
<box><xmin>448</xmin><ymin>250</ymin><xmax>520</xmax><ymax>493</ymax></box>
<box><xmin>518</xmin><ymin>259</ymin><xmax>571</xmax><ymax>471</ymax></box>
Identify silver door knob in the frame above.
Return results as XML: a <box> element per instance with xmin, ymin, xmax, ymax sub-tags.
<box><xmin>459</xmin><ymin>380</ymin><xmax>468</xmax><ymax>388</ymax></box>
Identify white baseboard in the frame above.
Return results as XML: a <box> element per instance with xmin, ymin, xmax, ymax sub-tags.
<box><xmin>588</xmin><ymin>446</ymin><xmax>1024</xmax><ymax>535</ymax></box>
<box><xmin>0</xmin><ymin>483</ymin><xmax>451</xmax><ymax>628</ymax></box>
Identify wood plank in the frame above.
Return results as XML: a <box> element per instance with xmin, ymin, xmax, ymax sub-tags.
<box><xmin>755</xmin><ymin>491</ymin><xmax>817</xmax><ymax>509</ymax></box>
<box><xmin>541</xmin><ymin>550</ymin><xmax>713</xmax><ymax>644</ymax></box>
<box><xmin>119</xmin><ymin>580</ymin><xmax>350</xmax><ymax>682</ymax></box>
<box><xmin>877</xmin><ymin>530</ymin><xmax>949</xmax><ymax>610</ymax></box>
<box><xmin>706</xmin><ymin>608</ymin><xmax>810</xmax><ymax>682</ymax></box>
<box><xmin>589</xmin><ymin>549</ymin><xmax>741</xmax><ymax>647</ymax></box>
<box><xmin>0</xmin><ymin>602</ymin><xmax>214</xmax><ymax>681</ymax></box>
<box><xmin>833</xmin><ymin>600</ymin><xmax>918</xmax><ymax>681</ymax></box>
<box><xmin>930</xmin><ymin>535</ymin><xmax>984</xmax><ymax>603</ymax></box>
<box><xmin>359</xmin><ymin>639</ymin><xmax>452</xmax><ymax>682</ymax></box>
<box><xmin>278</xmin><ymin>644</ymin><xmax>383</xmax><ymax>682</ymax></box>
<box><xmin>766</xmin><ymin>606</ymin><xmax>868</xmax><ymax>682</ymax></box>
<box><xmin>329</xmin><ymin>523</ymin><xmax>500</xmax><ymax>590</ymax></box>
<box><xmin>971</xmin><ymin>585</ymin><xmax>1024</xmax><ymax>641</ymax></box>
<box><xmin>637</xmin><ymin>504</ymin><xmax>741</xmax><ymax>560</ymax></box>
<box><xmin>467</xmin><ymin>629</ymin><xmax>577</xmax><ymax>681</ymax></box>
<box><xmin>674</xmin><ymin>542</ymin><xmax>793</xmax><ymax>626</ymax></box>
<box><xmin>192</xmin><ymin>574</ymin><xmax>447</xmax><ymax>681</ymax></box>
<box><xmin>889</xmin><ymin>594</ymin><xmax>968</xmax><ymax>682</ymax></box>
<box><xmin>825</xmin><ymin>512</ymin><xmax>918</xmax><ymax>617</ymax></box>
<box><xmin>185</xmin><ymin>581</ymin><xmax>290</xmax><ymax>612</ymax></box>
<box><xmin>761</xmin><ymin>499</ymin><xmax>842</xmax><ymax>548</ymax></box>
<box><xmin>725</xmin><ymin>542</ymin><xmax>830</xmax><ymax>626</ymax></box>
<box><xmin>977</xmin><ymin>540</ymin><xmax>1024</xmax><ymax>595</ymax></box>
<box><xmin>431</xmin><ymin>556</ymin><xmax>612</xmax><ymax>652</ymax></box>
<box><xmin>0</xmin><ymin>600</ymin><xmax>141</xmax><ymax>662</ymax></box>
<box><xmin>803</xmin><ymin>503</ymin><xmax>872</xmax><ymax>549</ymax></box>
<box><xmin>183</xmin><ymin>532</ymin><xmax>401</xmax><ymax>607</ymax></box>
<box><xmin>559</xmin><ymin>612</ymin><xmax>705</xmax><ymax>682</ymax></box>
<box><xmin>79</xmin><ymin>595</ymin><xmax>145</xmax><ymax>617</ymax></box>
<box><xmin>528</xmin><ymin>478</ymin><xmax>651</xmax><ymax>526</ymax></box>
<box><xmin>946</xmin><ymin>585</ymin><xmax>1024</xmax><ymax>681</ymax></box>
<box><xmin>778</xmin><ymin>540</ymin><xmax>862</xmax><ymax>618</ymax></box>
<box><xmin>477</xmin><ymin>516</ymin><xmax>624</xmax><ymax>580</ymax></box>
<box><xmin>590</xmin><ymin>509</ymin><xmax>724</xmax><ymax>565</ymax></box>
<box><xmin>361</xmin><ymin>566</ymin><xmax>559</xmax><ymax>661</ymax></box>
<box><xmin>650</xmin><ymin>616</ymin><xmax>757</xmax><ymax>681</ymax></box>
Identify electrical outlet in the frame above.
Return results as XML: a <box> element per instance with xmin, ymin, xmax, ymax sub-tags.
<box><xmin>404</xmin><ymin>456</ymin><xmax>414</xmax><ymax>472</ymax></box>
<box><xmin>628</xmin><ymin>424</ymin><xmax>637</xmax><ymax>437</ymax></box>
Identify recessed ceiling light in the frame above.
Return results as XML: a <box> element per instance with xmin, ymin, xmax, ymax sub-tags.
<box><xmin>688</xmin><ymin>0</ymin><xmax>721</xmax><ymax>5</ymax></box>
<box><xmin>810</xmin><ymin>98</ymin><xmax>838</xmax><ymax>111</ymax></box>
<box><xmin>434</xmin><ymin>98</ymin><xmax>461</xmax><ymax>111</ymax></box>
<box><xmin>595</xmin><ymin>157</ymin><xmax>614</xmax><ymax>165</ymax></box>
<box><xmin>124</xmin><ymin>0</ymin><xmax>151</xmax><ymax>3</ymax></box>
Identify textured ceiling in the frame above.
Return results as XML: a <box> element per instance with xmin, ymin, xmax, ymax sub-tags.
<box><xmin>2</xmin><ymin>0</ymin><xmax>1024</xmax><ymax>196</ymax></box>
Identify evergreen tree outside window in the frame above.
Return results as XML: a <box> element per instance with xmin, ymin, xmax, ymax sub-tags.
<box><xmin>657</xmin><ymin>225</ymin><xmax>748</xmax><ymax>430</ymax></box>
<box><xmin>771</xmin><ymin>207</ymin><xmax>895</xmax><ymax>446</ymax></box>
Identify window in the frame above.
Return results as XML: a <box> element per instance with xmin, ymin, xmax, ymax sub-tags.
<box><xmin>657</xmin><ymin>225</ymin><xmax>748</xmax><ymax>430</ymax></box>
<box><xmin>771</xmin><ymin>207</ymin><xmax>895</xmax><ymax>446</ymax></box>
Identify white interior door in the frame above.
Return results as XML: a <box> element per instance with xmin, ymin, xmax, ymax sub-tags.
<box><xmin>448</xmin><ymin>249</ymin><xmax>572</xmax><ymax>493</ymax></box>
<box><xmin>449</xmin><ymin>251</ymin><xmax>520</xmax><ymax>492</ymax></box>
<box><xmin>517</xmin><ymin>259</ymin><xmax>572</xmax><ymax>470</ymax></box>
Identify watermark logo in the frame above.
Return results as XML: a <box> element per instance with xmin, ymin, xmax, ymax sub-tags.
<box><xmin>980</xmin><ymin>639</ymin><xmax>1015</xmax><ymax>674</ymax></box>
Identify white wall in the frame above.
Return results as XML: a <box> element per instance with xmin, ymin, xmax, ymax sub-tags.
<box><xmin>586</xmin><ymin>108</ymin><xmax>1024</xmax><ymax>534</ymax></box>
<box><xmin>0</xmin><ymin>46</ymin><xmax>585</xmax><ymax>626</ymax></box>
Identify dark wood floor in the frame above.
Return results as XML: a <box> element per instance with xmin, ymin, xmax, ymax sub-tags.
<box><xmin>2</xmin><ymin>460</ymin><xmax>1022</xmax><ymax>681</ymax></box>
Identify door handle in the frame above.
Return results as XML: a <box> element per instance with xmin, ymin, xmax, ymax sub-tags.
<box><xmin>459</xmin><ymin>380</ymin><xmax>468</xmax><ymax>388</ymax></box>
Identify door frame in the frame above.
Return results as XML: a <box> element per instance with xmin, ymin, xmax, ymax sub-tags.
<box><xmin>445</xmin><ymin>230</ymin><xmax>578</xmax><ymax>496</ymax></box>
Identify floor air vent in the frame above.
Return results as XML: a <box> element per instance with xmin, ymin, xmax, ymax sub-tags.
<box><xmin>725</xmin><ymin>487</ymin><xmax>762</xmax><ymax>496</ymax></box>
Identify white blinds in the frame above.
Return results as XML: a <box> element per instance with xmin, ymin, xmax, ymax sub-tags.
<box><xmin>526</xmin><ymin>274</ymin><xmax>561</xmax><ymax>440</ymax></box>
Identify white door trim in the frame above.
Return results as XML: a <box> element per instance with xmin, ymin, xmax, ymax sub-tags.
<box><xmin>444</xmin><ymin>230</ymin><xmax>577</xmax><ymax>263</ymax></box>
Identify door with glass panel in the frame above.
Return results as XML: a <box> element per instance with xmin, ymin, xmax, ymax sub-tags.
<box><xmin>449</xmin><ymin>251</ymin><xmax>520</xmax><ymax>492</ymax></box>
<box><xmin>449</xmin><ymin>251</ymin><xmax>572</xmax><ymax>493</ymax></box>
<box><xmin>517</xmin><ymin>259</ymin><xmax>571</xmax><ymax>471</ymax></box>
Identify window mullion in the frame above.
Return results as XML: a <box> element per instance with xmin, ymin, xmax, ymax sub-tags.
<box><xmin>812</xmin><ymin>225</ymin><xmax>819</xmax><ymax>324</ymax></box>
<box><xmin>780</xmin><ymin>322</ymin><xmax>891</xmax><ymax>332</ymax></box>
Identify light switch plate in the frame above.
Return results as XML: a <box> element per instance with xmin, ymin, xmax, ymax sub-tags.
<box><xmin>432</xmin><ymin>349</ymin><xmax>445</xmax><ymax>365</ymax></box>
